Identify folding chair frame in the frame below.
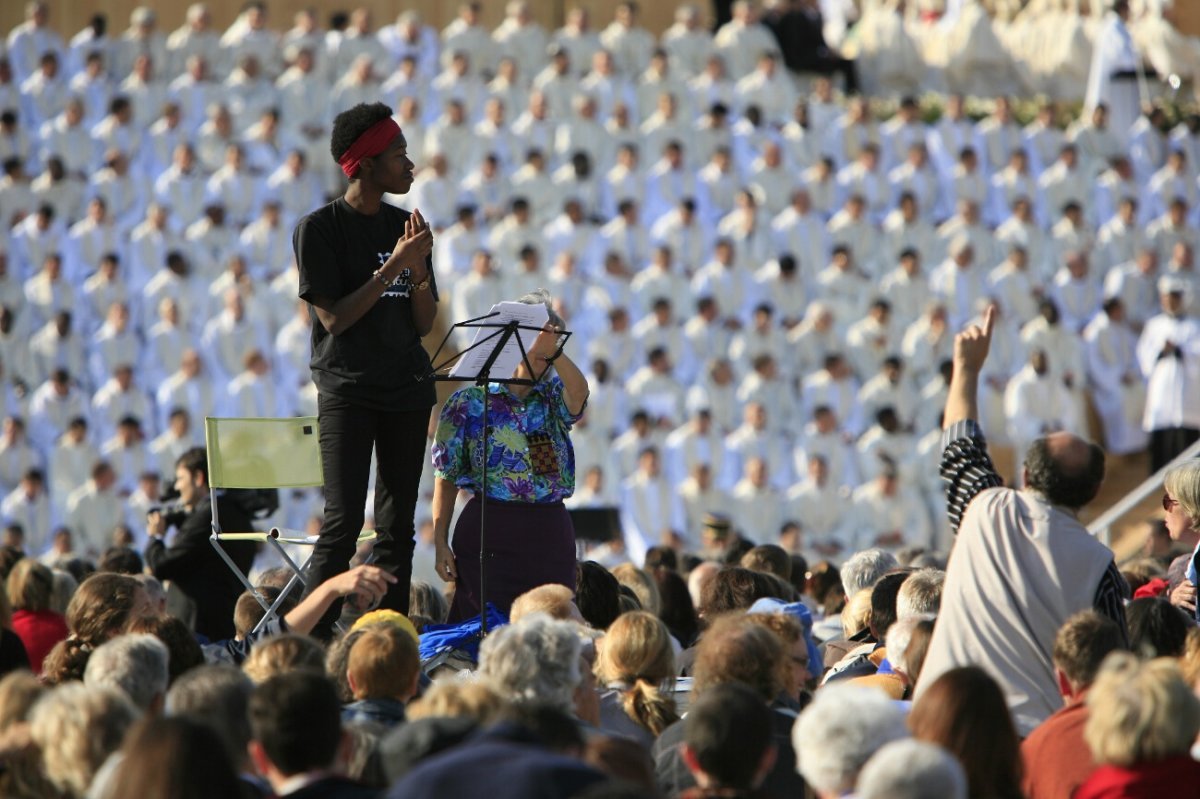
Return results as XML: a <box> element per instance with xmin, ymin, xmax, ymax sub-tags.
<box><xmin>205</xmin><ymin>416</ymin><xmax>324</xmax><ymax>635</ymax></box>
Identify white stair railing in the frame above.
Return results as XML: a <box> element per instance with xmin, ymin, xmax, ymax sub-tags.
<box><xmin>1088</xmin><ymin>438</ymin><xmax>1200</xmax><ymax>547</ymax></box>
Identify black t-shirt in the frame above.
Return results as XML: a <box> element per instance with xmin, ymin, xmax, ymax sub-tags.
<box><xmin>294</xmin><ymin>197</ymin><xmax>438</xmax><ymax>411</ymax></box>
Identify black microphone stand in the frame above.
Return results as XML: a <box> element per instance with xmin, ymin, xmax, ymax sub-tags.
<box><xmin>422</xmin><ymin>311</ymin><xmax>571</xmax><ymax>636</ymax></box>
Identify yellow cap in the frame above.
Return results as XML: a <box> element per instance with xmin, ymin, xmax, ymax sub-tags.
<box><xmin>350</xmin><ymin>609</ymin><xmax>420</xmax><ymax>644</ymax></box>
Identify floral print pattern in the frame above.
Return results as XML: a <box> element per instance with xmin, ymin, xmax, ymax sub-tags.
<box><xmin>432</xmin><ymin>376</ymin><xmax>581</xmax><ymax>503</ymax></box>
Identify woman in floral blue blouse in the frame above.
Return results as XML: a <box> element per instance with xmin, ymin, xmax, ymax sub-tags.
<box><xmin>431</xmin><ymin>290</ymin><xmax>591</xmax><ymax>621</ymax></box>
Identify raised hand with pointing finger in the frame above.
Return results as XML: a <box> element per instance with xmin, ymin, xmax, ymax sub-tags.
<box><xmin>943</xmin><ymin>305</ymin><xmax>996</xmax><ymax>431</ymax></box>
<box><xmin>953</xmin><ymin>305</ymin><xmax>996</xmax><ymax>375</ymax></box>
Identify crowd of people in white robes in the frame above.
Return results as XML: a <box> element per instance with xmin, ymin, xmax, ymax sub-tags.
<box><xmin>0</xmin><ymin>0</ymin><xmax>1198</xmax><ymax>576</ymax></box>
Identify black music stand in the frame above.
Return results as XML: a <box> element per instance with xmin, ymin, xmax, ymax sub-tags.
<box><xmin>423</xmin><ymin>310</ymin><xmax>571</xmax><ymax>635</ymax></box>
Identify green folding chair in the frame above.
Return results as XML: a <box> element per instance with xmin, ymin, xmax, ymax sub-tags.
<box><xmin>205</xmin><ymin>416</ymin><xmax>376</xmax><ymax>634</ymax></box>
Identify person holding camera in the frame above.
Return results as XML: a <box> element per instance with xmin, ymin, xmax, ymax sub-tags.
<box><xmin>146</xmin><ymin>447</ymin><xmax>257</xmax><ymax>640</ymax></box>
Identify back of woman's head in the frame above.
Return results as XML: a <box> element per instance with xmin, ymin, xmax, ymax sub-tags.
<box><xmin>65</xmin><ymin>573</ymin><xmax>143</xmax><ymax>643</ymax></box>
<box><xmin>596</xmin><ymin>611</ymin><xmax>675</xmax><ymax>686</ymax></box>
<box><xmin>6</xmin><ymin>557</ymin><xmax>54</xmax><ymax>612</ymax></box>
<box><xmin>596</xmin><ymin>611</ymin><xmax>678</xmax><ymax>735</ymax></box>
<box><xmin>29</xmin><ymin>682</ymin><xmax>140</xmax><ymax>799</ymax></box>
<box><xmin>242</xmin><ymin>633</ymin><xmax>326</xmax><ymax>684</ymax></box>
<box><xmin>42</xmin><ymin>573</ymin><xmax>144</xmax><ymax>684</ymax></box>
<box><xmin>652</xmin><ymin>566</ymin><xmax>698</xmax><ymax>643</ymax></box>
<box><xmin>698</xmin><ymin>566</ymin><xmax>778</xmax><ymax>619</ymax></box>
<box><xmin>1127</xmin><ymin>597</ymin><xmax>1191</xmax><ymax>659</ymax></box>
<box><xmin>1085</xmin><ymin>652</ymin><xmax>1200</xmax><ymax>767</ymax></box>
<box><xmin>909</xmin><ymin>666</ymin><xmax>1023</xmax><ymax>799</ymax></box>
<box><xmin>106</xmin><ymin>716</ymin><xmax>243</xmax><ymax>799</ymax></box>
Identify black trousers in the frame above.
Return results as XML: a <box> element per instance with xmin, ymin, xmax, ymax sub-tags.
<box><xmin>304</xmin><ymin>392</ymin><xmax>429</xmax><ymax>637</ymax></box>
<box><xmin>1150</xmin><ymin>426</ymin><xmax>1200</xmax><ymax>474</ymax></box>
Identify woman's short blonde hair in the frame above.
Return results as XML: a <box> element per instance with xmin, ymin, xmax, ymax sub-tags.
<box><xmin>841</xmin><ymin>588</ymin><xmax>873</xmax><ymax>639</ymax></box>
<box><xmin>1085</xmin><ymin>652</ymin><xmax>1200</xmax><ymax>767</ymax></box>
<box><xmin>1164</xmin><ymin>460</ymin><xmax>1200</xmax><ymax>528</ymax></box>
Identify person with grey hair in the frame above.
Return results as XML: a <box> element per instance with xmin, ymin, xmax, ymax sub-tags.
<box><xmin>897</xmin><ymin>569</ymin><xmax>944</xmax><ymax>619</ymax></box>
<box><xmin>792</xmin><ymin>683</ymin><xmax>909</xmax><ymax>798</ymax></box>
<box><xmin>83</xmin><ymin>633</ymin><xmax>170</xmax><ymax>712</ymax></box>
<box><xmin>857</xmin><ymin>739</ymin><xmax>967</xmax><ymax>799</ymax></box>
<box><xmin>164</xmin><ymin>664</ymin><xmax>254</xmax><ymax>776</ymax></box>
<box><xmin>478</xmin><ymin>614</ymin><xmax>583</xmax><ymax>714</ymax></box>
<box><xmin>839</xmin><ymin>548</ymin><xmax>899</xmax><ymax>597</ymax></box>
<box><xmin>431</xmin><ymin>289</ymin><xmax>590</xmax><ymax>620</ymax></box>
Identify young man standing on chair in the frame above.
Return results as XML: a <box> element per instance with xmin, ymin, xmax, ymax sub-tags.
<box><xmin>293</xmin><ymin>101</ymin><xmax>437</xmax><ymax>638</ymax></box>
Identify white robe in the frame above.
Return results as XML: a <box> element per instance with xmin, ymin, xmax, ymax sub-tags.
<box><xmin>1004</xmin><ymin>365</ymin><xmax>1079</xmax><ymax>470</ymax></box>
<box><xmin>1086</xmin><ymin>13</ymin><xmax>1142</xmax><ymax>145</ymax></box>
<box><xmin>1137</xmin><ymin>312</ymin><xmax>1200</xmax><ymax>431</ymax></box>
<box><xmin>619</xmin><ymin>472</ymin><xmax>685</xmax><ymax>564</ymax></box>
<box><xmin>1084</xmin><ymin>313</ymin><xmax>1148</xmax><ymax>454</ymax></box>
<box><xmin>840</xmin><ymin>479</ymin><xmax>932</xmax><ymax>553</ymax></box>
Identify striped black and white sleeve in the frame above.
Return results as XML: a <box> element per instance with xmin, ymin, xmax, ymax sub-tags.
<box><xmin>939</xmin><ymin>418</ymin><xmax>1004</xmax><ymax>534</ymax></box>
<box><xmin>1094</xmin><ymin>561</ymin><xmax>1131</xmax><ymax>645</ymax></box>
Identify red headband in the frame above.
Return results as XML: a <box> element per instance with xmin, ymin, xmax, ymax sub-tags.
<box><xmin>338</xmin><ymin>117</ymin><xmax>401</xmax><ymax>178</ymax></box>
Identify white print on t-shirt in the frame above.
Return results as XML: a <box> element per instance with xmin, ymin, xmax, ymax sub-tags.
<box><xmin>375</xmin><ymin>251</ymin><xmax>412</xmax><ymax>299</ymax></box>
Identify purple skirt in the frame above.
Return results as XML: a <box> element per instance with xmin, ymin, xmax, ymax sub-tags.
<box><xmin>447</xmin><ymin>495</ymin><xmax>577</xmax><ymax>622</ymax></box>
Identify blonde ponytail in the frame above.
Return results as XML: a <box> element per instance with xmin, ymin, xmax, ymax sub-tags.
<box><xmin>622</xmin><ymin>678</ymin><xmax>679</xmax><ymax>736</ymax></box>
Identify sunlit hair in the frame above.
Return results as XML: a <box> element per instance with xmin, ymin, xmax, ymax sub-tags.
<box><xmin>242</xmin><ymin>633</ymin><xmax>325</xmax><ymax>684</ymax></box>
<box><xmin>1164</xmin><ymin>460</ymin><xmax>1200</xmax><ymax>528</ymax></box>
<box><xmin>6</xmin><ymin>557</ymin><xmax>54</xmax><ymax>611</ymax></box>
<box><xmin>347</xmin><ymin>624</ymin><xmax>420</xmax><ymax>701</ymax></box>
<box><xmin>594</xmin><ymin>611</ymin><xmax>677</xmax><ymax>735</ymax></box>
<box><xmin>408</xmin><ymin>680</ymin><xmax>507</xmax><ymax>725</ymax></box>
<box><xmin>83</xmin><ymin>633</ymin><xmax>169</xmax><ymax>711</ymax></box>
<box><xmin>29</xmin><ymin>683</ymin><xmax>140</xmax><ymax>799</ymax></box>
<box><xmin>841</xmin><ymin>588</ymin><xmax>873</xmax><ymax>639</ymax></box>
<box><xmin>510</xmin><ymin>584</ymin><xmax>579</xmax><ymax>623</ymax></box>
<box><xmin>793</xmin><ymin>683</ymin><xmax>908</xmax><ymax>795</ymax></box>
<box><xmin>1085</xmin><ymin>652</ymin><xmax>1200</xmax><ymax>767</ymax></box>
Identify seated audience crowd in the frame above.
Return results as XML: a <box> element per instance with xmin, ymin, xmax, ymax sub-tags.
<box><xmin>0</xmin><ymin>0</ymin><xmax>1199</xmax><ymax>797</ymax></box>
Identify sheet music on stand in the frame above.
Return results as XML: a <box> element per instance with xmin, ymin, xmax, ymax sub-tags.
<box><xmin>448</xmin><ymin>301</ymin><xmax>549</xmax><ymax>379</ymax></box>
